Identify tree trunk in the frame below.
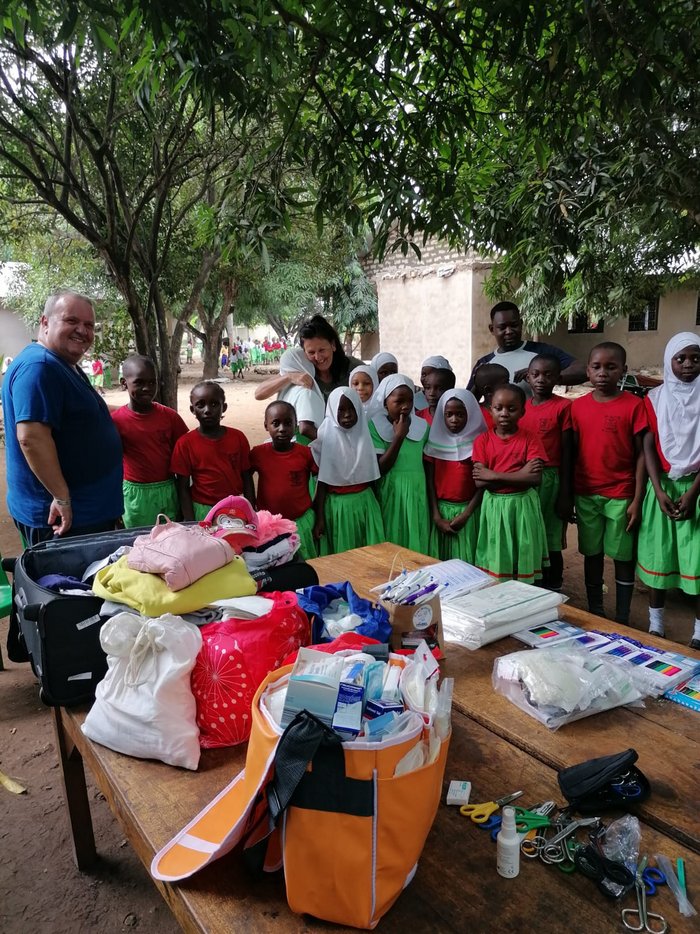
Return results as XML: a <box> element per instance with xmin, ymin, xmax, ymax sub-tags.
<box><xmin>202</xmin><ymin>328</ymin><xmax>223</xmax><ymax>379</ymax></box>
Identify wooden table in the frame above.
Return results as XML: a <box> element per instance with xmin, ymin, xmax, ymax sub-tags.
<box><xmin>53</xmin><ymin>544</ymin><xmax>700</xmax><ymax>932</ymax></box>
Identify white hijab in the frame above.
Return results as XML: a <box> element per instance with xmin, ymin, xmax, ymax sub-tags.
<box><xmin>278</xmin><ymin>347</ymin><xmax>326</xmax><ymax>427</ymax></box>
<box><xmin>371</xmin><ymin>351</ymin><xmax>398</xmax><ymax>375</ymax></box>
<box><xmin>424</xmin><ymin>389</ymin><xmax>487</xmax><ymax>461</ymax></box>
<box><xmin>349</xmin><ymin>364</ymin><xmax>380</xmax><ymax>418</ymax></box>
<box><xmin>311</xmin><ymin>387</ymin><xmax>380</xmax><ymax>487</ymax></box>
<box><xmin>370</xmin><ymin>373</ymin><xmax>429</xmax><ymax>443</ymax></box>
<box><xmin>421</xmin><ymin>355</ymin><xmax>453</xmax><ymax>372</ymax></box>
<box><xmin>647</xmin><ymin>332</ymin><xmax>700</xmax><ymax>479</ymax></box>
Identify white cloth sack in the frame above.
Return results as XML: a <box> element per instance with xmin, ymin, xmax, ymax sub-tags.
<box><xmin>82</xmin><ymin>612</ymin><xmax>202</xmax><ymax>770</ymax></box>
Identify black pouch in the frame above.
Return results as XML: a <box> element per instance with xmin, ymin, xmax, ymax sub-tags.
<box><xmin>557</xmin><ymin>748</ymin><xmax>650</xmax><ymax>813</ymax></box>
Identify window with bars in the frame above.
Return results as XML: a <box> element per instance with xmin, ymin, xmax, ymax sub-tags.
<box><xmin>567</xmin><ymin>313</ymin><xmax>604</xmax><ymax>334</ymax></box>
<box><xmin>628</xmin><ymin>299</ymin><xmax>659</xmax><ymax>332</ymax></box>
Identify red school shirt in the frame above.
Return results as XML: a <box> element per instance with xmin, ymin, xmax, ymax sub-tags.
<box><xmin>643</xmin><ymin>396</ymin><xmax>672</xmax><ymax>474</ymax></box>
<box><xmin>416</xmin><ymin>406</ymin><xmax>434</xmax><ymax>425</ymax></box>
<box><xmin>472</xmin><ymin>428</ymin><xmax>547</xmax><ymax>495</ymax></box>
<box><xmin>570</xmin><ymin>392</ymin><xmax>647</xmax><ymax>498</ymax></box>
<box><xmin>170</xmin><ymin>427</ymin><xmax>251</xmax><ymax>505</ymax></box>
<box><xmin>250</xmin><ymin>442</ymin><xmax>318</xmax><ymax>519</ymax></box>
<box><xmin>480</xmin><ymin>404</ymin><xmax>495</xmax><ymax>430</ymax></box>
<box><xmin>111</xmin><ymin>402</ymin><xmax>188</xmax><ymax>483</ymax></box>
<box><xmin>519</xmin><ymin>394</ymin><xmax>572</xmax><ymax>467</ymax></box>
<box><xmin>425</xmin><ymin>457</ymin><xmax>476</xmax><ymax>503</ymax></box>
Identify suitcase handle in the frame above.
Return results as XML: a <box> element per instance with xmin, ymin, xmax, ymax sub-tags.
<box><xmin>22</xmin><ymin>604</ymin><xmax>42</xmax><ymax>622</ymax></box>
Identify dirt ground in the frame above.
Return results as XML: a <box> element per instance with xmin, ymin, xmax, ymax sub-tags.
<box><xmin>0</xmin><ymin>364</ymin><xmax>696</xmax><ymax>933</ymax></box>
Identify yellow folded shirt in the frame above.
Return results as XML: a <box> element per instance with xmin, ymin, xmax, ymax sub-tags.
<box><xmin>94</xmin><ymin>555</ymin><xmax>256</xmax><ymax>617</ymax></box>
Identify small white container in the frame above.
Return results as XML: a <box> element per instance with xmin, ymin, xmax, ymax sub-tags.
<box><xmin>496</xmin><ymin>806</ymin><xmax>520</xmax><ymax>879</ymax></box>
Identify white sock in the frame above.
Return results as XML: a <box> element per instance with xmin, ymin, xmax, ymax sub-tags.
<box><xmin>648</xmin><ymin>606</ymin><xmax>665</xmax><ymax>636</ymax></box>
<box><xmin>693</xmin><ymin>619</ymin><xmax>700</xmax><ymax>641</ymax></box>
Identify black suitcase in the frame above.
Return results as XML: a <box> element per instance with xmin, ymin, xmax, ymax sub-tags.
<box><xmin>9</xmin><ymin>528</ymin><xmax>145</xmax><ymax>706</ymax></box>
<box><xmin>8</xmin><ymin>527</ymin><xmax>320</xmax><ymax>708</ymax></box>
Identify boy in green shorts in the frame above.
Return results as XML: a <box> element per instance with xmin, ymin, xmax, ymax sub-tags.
<box><xmin>570</xmin><ymin>342</ymin><xmax>647</xmax><ymax>622</ymax></box>
<box><xmin>111</xmin><ymin>355</ymin><xmax>188</xmax><ymax>527</ymax></box>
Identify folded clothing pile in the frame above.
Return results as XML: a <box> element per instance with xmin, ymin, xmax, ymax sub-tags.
<box><xmin>441</xmin><ymin>580</ymin><xmax>566</xmax><ymax>649</ymax></box>
<box><xmin>200</xmin><ymin>497</ymin><xmax>300</xmax><ymax>571</ymax></box>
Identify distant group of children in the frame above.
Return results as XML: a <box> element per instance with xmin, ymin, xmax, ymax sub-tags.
<box><xmin>109</xmin><ymin>330</ymin><xmax>700</xmax><ymax>648</ymax></box>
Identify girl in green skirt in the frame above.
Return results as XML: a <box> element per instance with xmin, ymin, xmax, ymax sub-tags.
<box><xmin>472</xmin><ymin>384</ymin><xmax>549</xmax><ymax>583</ymax></box>
<box><xmin>311</xmin><ymin>387</ymin><xmax>384</xmax><ymax>555</ymax></box>
<box><xmin>425</xmin><ymin>389</ymin><xmax>487</xmax><ymax>561</ymax></box>
<box><xmin>637</xmin><ymin>332</ymin><xmax>700</xmax><ymax>648</ymax></box>
<box><xmin>368</xmin><ymin>374</ymin><xmax>431</xmax><ymax>554</ymax></box>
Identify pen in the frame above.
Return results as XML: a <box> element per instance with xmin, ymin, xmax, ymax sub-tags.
<box><xmin>404</xmin><ymin>582</ymin><xmax>438</xmax><ymax>605</ymax></box>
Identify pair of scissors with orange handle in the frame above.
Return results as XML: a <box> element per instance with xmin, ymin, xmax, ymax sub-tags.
<box><xmin>460</xmin><ymin>790</ymin><xmax>523</xmax><ymax>824</ymax></box>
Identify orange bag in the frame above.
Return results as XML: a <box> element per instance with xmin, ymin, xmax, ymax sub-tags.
<box><xmin>152</xmin><ymin>661</ymin><xmax>450</xmax><ymax>929</ymax></box>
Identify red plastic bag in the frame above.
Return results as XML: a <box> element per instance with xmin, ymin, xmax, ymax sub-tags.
<box><xmin>191</xmin><ymin>592</ymin><xmax>310</xmax><ymax>748</ymax></box>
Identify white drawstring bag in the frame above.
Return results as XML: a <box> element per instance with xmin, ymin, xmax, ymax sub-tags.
<box><xmin>82</xmin><ymin>612</ymin><xmax>202</xmax><ymax>769</ymax></box>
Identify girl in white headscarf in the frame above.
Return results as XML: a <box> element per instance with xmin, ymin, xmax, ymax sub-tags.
<box><xmin>371</xmin><ymin>351</ymin><xmax>398</xmax><ymax>383</ymax></box>
<box><xmin>424</xmin><ymin>389</ymin><xmax>487</xmax><ymax>561</ymax></box>
<box><xmin>349</xmin><ymin>364</ymin><xmax>380</xmax><ymax>418</ymax></box>
<box><xmin>415</xmin><ymin>355</ymin><xmax>455</xmax><ymax>424</ymax></box>
<box><xmin>311</xmin><ymin>388</ymin><xmax>385</xmax><ymax>555</ymax></box>
<box><xmin>277</xmin><ymin>348</ymin><xmax>326</xmax><ymax>443</ymax></box>
<box><xmin>637</xmin><ymin>332</ymin><xmax>700</xmax><ymax>647</ymax></box>
<box><xmin>368</xmin><ymin>374</ymin><xmax>431</xmax><ymax>553</ymax></box>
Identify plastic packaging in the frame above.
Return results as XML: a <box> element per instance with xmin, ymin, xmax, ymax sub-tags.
<box><xmin>496</xmin><ymin>807</ymin><xmax>520</xmax><ymax>878</ymax></box>
<box><xmin>434</xmin><ymin>678</ymin><xmax>454</xmax><ymax>740</ymax></box>
<box><xmin>599</xmin><ymin>815</ymin><xmax>641</xmax><ymax>898</ymax></box>
<box><xmin>492</xmin><ymin>645</ymin><xmax>655</xmax><ymax>729</ymax></box>
<box><xmin>654</xmin><ymin>853</ymin><xmax>697</xmax><ymax>917</ymax></box>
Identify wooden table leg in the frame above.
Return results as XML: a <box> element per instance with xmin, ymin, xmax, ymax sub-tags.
<box><xmin>51</xmin><ymin>707</ymin><xmax>97</xmax><ymax>870</ymax></box>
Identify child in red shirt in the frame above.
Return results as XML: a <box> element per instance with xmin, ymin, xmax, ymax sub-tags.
<box><xmin>470</xmin><ymin>363</ymin><xmax>509</xmax><ymax>430</ymax></box>
<box><xmin>112</xmin><ymin>355</ymin><xmax>188</xmax><ymax>527</ymax></box>
<box><xmin>570</xmin><ymin>342</ymin><xmax>647</xmax><ymax>623</ymax></box>
<box><xmin>171</xmin><ymin>381</ymin><xmax>253</xmax><ymax>521</ymax></box>
<box><xmin>250</xmin><ymin>401</ymin><xmax>318</xmax><ymax>559</ymax></box>
<box><xmin>424</xmin><ymin>389</ymin><xmax>487</xmax><ymax>562</ymax></box>
<box><xmin>520</xmin><ymin>354</ymin><xmax>573</xmax><ymax>590</ymax></box>
<box><xmin>472</xmin><ymin>384</ymin><xmax>548</xmax><ymax>582</ymax></box>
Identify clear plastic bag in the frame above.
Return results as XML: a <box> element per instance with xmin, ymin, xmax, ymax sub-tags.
<box><xmin>492</xmin><ymin>645</ymin><xmax>656</xmax><ymax>730</ymax></box>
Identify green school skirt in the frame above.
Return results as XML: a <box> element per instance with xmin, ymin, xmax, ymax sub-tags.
<box><xmin>295</xmin><ymin>507</ymin><xmax>318</xmax><ymax>560</ymax></box>
<box><xmin>193</xmin><ymin>501</ymin><xmax>214</xmax><ymax>522</ymax></box>
<box><xmin>122</xmin><ymin>479</ymin><xmax>180</xmax><ymax>528</ymax></box>
<box><xmin>538</xmin><ymin>466</ymin><xmax>565</xmax><ymax>553</ymax></box>
<box><xmin>319</xmin><ymin>488</ymin><xmax>386</xmax><ymax>556</ymax></box>
<box><xmin>636</xmin><ymin>474</ymin><xmax>700</xmax><ymax>595</ymax></box>
<box><xmin>429</xmin><ymin>499</ymin><xmax>480</xmax><ymax>563</ymax></box>
<box><xmin>474</xmin><ymin>489</ymin><xmax>548</xmax><ymax>583</ymax></box>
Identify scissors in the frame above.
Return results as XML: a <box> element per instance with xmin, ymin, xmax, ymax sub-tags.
<box><xmin>574</xmin><ymin>843</ymin><xmax>635</xmax><ymax>897</ymax></box>
<box><xmin>610</xmin><ymin>770</ymin><xmax>644</xmax><ymax>800</ymax></box>
<box><xmin>621</xmin><ymin>857</ymin><xmax>667</xmax><ymax>934</ymax></box>
<box><xmin>642</xmin><ymin>866</ymin><xmax>666</xmax><ymax>897</ymax></box>
<box><xmin>460</xmin><ymin>790</ymin><xmax>523</xmax><ymax>824</ymax></box>
<box><xmin>478</xmin><ymin>807</ymin><xmax>552</xmax><ymax>842</ymax></box>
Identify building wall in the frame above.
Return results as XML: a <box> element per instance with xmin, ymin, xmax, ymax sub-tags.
<box><xmin>364</xmin><ymin>240</ymin><xmax>494</xmax><ymax>385</ymax></box>
<box><xmin>547</xmin><ymin>290</ymin><xmax>700</xmax><ymax>370</ymax></box>
<box><xmin>0</xmin><ymin>306</ymin><xmax>32</xmax><ymax>387</ymax></box>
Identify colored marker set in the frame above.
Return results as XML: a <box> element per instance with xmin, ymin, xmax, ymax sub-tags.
<box><xmin>374</xmin><ymin>568</ymin><xmax>450</xmax><ymax>606</ymax></box>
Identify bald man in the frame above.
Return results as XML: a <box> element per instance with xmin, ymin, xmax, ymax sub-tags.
<box><xmin>2</xmin><ymin>290</ymin><xmax>123</xmax><ymax>546</ymax></box>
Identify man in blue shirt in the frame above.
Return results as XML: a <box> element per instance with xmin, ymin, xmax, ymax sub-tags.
<box><xmin>467</xmin><ymin>302</ymin><xmax>587</xmax><ymax>394</ymax></box>
<box><xmin>2</xmin><ymin>290</ymin><xmax>123</xmax><ymax>546</ymax></box>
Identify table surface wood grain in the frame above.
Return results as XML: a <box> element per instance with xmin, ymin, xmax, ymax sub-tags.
<box><xmin>55</xmin><ymin>544</ymin><xmax>700</xmax><ymax>932</ymax></box>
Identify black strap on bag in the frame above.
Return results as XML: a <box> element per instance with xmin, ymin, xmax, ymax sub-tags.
<box><xmin>244</xmin><ymin>710</ymin><xmax>374</xmax><ymax>873</ymax></box>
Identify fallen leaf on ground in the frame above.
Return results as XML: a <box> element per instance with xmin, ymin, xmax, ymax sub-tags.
<box><xmin>0</xmin><ymin>769</ymin><xmax>27</xmax><ymax>794</ymax></box>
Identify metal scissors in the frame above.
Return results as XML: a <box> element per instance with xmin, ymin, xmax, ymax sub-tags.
<box><xmin>574</xmin><ymin>843</ymin><xmax>634</xmax><ymax>897</ymax></box>
<box><xmin>460</xmin><ymin>790</ymin><xmax>523</xmax><ymax>824</ymax></box>
<box><xmin>610</xmin><ymin>770</ymin><xmax>643</xmax><ymax>800</ymax></box>
<box><xmin>622</xmin><ymin>858</ymin><xmax>667</xmax><ymax>933</ymax></box>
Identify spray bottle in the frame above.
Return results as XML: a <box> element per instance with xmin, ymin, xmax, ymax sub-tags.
<box><xmin>496</xmin><ymin>806</ymin><xmax>520</xmax><ymax>879</ymax></box>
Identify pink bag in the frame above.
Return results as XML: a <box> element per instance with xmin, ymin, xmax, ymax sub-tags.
<box><xmin>127</xmin><ymin>515</ymin><xmax>234</xmax><ymax>592</ymax></box>
<box><xmin>191</xmin><ymin>592</ymin><xmax>310</xmax><ymax>747</ymax></box>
